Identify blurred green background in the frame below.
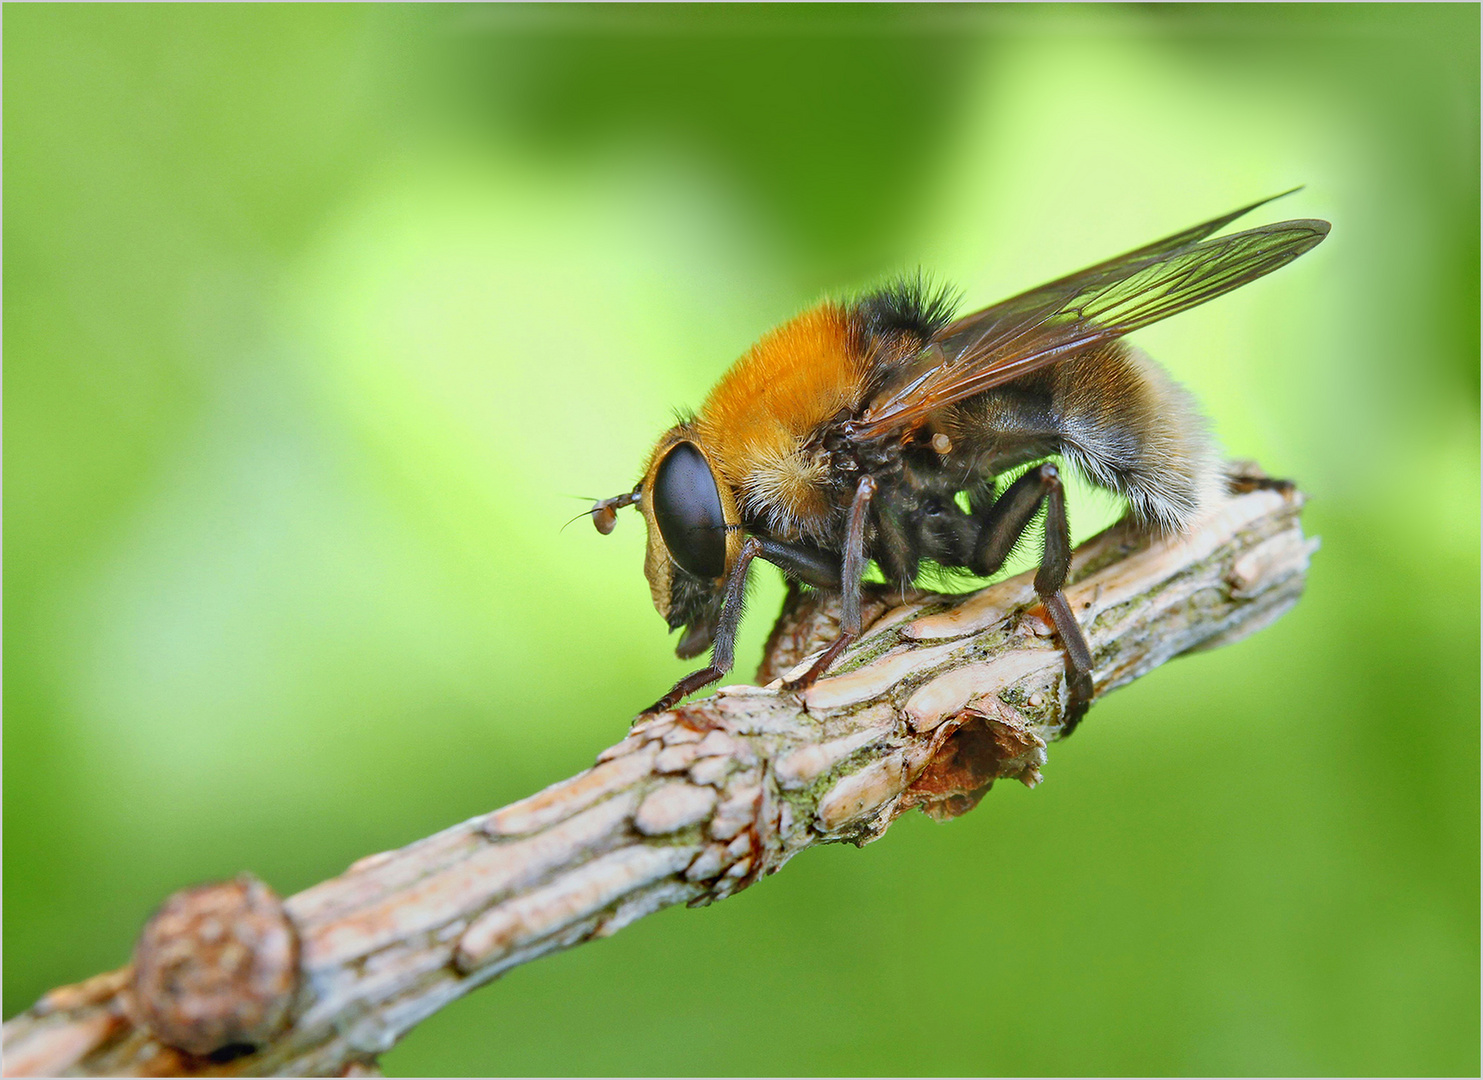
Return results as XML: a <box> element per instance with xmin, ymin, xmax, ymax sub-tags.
<box><xmin>6</xmin><ymin>4</ymin><xmax>1478</xmax><ymax>1075</ymax></box>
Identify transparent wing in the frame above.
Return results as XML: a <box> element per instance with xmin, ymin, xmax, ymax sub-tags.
<box><xmin>857</xmin><ymin>196</ymin><xmax>1330</xmax><ymax>439</ymax></box>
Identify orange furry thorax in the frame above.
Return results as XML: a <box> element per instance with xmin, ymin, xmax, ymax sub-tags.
<box><xmin>694</xmin><ymin>302</ymin><xmax>865</xmax><ymax>538</ymax></box>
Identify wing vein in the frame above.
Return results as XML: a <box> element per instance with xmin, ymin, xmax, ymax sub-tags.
<box><xmin>858</xmin><ymin>197</ymin><xmax>1328</xmax><ymax>438</ymax></box>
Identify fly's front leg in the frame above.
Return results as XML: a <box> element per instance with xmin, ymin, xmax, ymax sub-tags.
<box><xmin>782</xmin><ymin>475</ymin><xmax>877</xmax><ymax>693</ymax></box>
<box><xmin>972</xmin><ymin>463</ymin><xmax>1095</xmax><ymax>733</ymax></box>
<box><xmin>642</xmin><ymin>537</ymin><xmax>763</xmax><ymax>715</ymax></box>
<box><xmin>754</xmin><ymin>536</ymin><xmax>843</xmax><ymax>591</ymax></box>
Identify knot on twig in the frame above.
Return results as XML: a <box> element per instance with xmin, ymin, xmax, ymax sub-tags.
<box><xmin>126</xmin><ymin>873</ymin><xmax>299</xmax><ymax>1059</ymax></box>
<box><xmin>900</xmin><ymin>705</ymin><xmax>1048</xmax><ymax>821</ymax></box>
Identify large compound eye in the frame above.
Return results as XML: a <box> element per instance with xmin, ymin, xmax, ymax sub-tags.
<box><xmin>652</xmin><ymin>442</ymin><xmax>727</xmax><ymax>579</ymax></box>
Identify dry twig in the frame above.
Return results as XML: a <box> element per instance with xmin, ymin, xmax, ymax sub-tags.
<box><xmin>2</xmin><ymin>479</ymin><xmax>1314</xmax><ymax>1078</ymax></box>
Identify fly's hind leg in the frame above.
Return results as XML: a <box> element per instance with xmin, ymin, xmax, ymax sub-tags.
<box><xmin>1226</xmin><ymin>459</ymin><xmax>1296</xmax><ymax>496</ymax></box>
<box><xmin>972</xmin><ymin>463</ymin><xmax>1095</xmax><ymax>734</ymax></box>
<box><xmin>1227</xmin><ymin>473</ymin><xmax>1295</xmax><ymax>495</ymax></box>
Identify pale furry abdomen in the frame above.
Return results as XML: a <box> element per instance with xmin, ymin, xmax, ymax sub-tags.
<box><xmin>1054</xmin><ymin>342</ymin><xmax>1222</xmax><ymax>531</ymax></box>
<box><xmin>954</xmin><ymin>341</ymin><xmax>1222</xmax><ymax>532</ymax></box>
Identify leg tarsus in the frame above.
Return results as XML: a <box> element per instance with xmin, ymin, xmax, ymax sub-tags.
<box><xmin>780</xmin><ymin>630</ymin><xmax>856</xmax><ymax>693</ymax></box>
<box><xmin>1042</xmin><ymin>589</ymin><xmax>1095</xmax><ymax>734</ymax></box>
<box><xmin>641</xmin><ymin>666</ymin><xmax>724</xmax><ymax>715</ymax></box>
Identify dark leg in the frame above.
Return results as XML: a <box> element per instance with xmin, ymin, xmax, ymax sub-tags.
<box><xmin>971</xmin><ymin>463</ymin><xmax>1095</xmax><ymax>732</ymax></box>
<box><xmin>782</xmin><ymin>475</ymin><xmax>877</xmax><ymax>692</ymax></box>
<box><xmin>642</xmin><ymin>537</ymin><xmax>763</xmax><ymax>714</ymax></box>
<box><xmin>1227</xmin><ymin>473</ymin><xmax>1294</xmax><ymax>495</ymax></box>
<box><xmin>973</xmin><ymin>466</ymin><xmax>1055</xmax><ymax>576</ymax></box>
<box><xmin>871</xmin><ymin>499</ymin><xmax>920</xmax><ymax>593</ymax></box>
<box><xmin>755</xmin><ymin>536</ymin><xmax>842</xmax><ymax>590</ymax></box>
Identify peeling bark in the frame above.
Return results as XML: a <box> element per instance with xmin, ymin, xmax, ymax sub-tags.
<box><xmin>1</xmin><ymin>481</ymin><xmax>1314</xmax><ymax>1078</ymax></box>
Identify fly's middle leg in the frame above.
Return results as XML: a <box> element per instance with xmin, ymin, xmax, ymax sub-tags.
<box><xmin>781</xmin><ymin>475</ymin><xmax>876</xmax><ymax>693</ymax></box>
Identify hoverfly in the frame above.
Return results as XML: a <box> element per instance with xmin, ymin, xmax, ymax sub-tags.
<box><xmin>592</xmin><ymin>193</ymin><xmax>1328</xmax><ymax>728</ymax></box>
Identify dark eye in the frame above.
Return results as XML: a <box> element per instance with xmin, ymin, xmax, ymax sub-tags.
<box><xmin>652</xmin><ymin>442</ymin><xmax>727</xmax><ymax>579</ymax></box>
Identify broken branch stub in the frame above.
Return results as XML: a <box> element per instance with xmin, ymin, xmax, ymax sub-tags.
<box><xmin>1</xmin><ymin>480</ymin><xmax>1314</xmax><ymax>1077</ymax></box>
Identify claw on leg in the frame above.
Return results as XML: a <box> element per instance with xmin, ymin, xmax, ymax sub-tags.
<box><xmin>779</xmin><ymin>631</ymin><xmax>856</xmax><ymax>694</ymax></box>
<box><xmin>1042</xmin><ymin>590</ymin><xmax>1094</xmax><ymax>734</ymax></box>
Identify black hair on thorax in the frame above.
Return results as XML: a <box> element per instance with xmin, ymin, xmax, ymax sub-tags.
<box><xmin>854</xmin><ymin>272</ymin><xmax>959</xmax><ymax>345</ymax></box>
